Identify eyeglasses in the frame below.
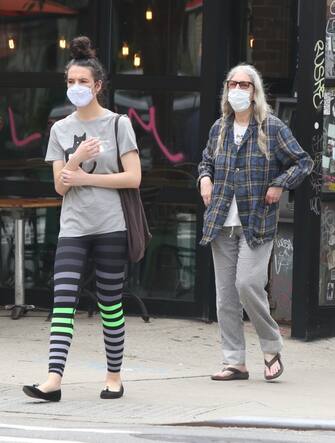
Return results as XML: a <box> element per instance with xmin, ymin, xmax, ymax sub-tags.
<box><xmin>226</xmin><ymin>80</ymin><xmax>254</xmax><ymax>90</ymax></box>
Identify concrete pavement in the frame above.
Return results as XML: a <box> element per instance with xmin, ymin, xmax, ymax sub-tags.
<box><xmin>0</xmin><ymin>309</ymin><xmax>335</xmax><ymax>427</ymax></box>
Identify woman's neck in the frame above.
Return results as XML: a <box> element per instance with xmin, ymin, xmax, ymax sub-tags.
<box><xmin>234</xmin><ymin>109</ymin><xmax>252</xmax><ymax>126</ymax></box>
<box><xmin>75</xmin><ymin>99</ymin><xmax>106</xmax><ymax>121</ymax></box>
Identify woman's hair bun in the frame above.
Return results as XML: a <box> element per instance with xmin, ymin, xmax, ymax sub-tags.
<box><xmin>70</xmin><ymin>36</ymin><xmax>96</xmax><ymax>60</ymax></box>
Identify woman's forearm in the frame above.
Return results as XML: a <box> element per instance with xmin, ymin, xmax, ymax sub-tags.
<box><xmin>83</xmin><ymin>171</ymin><xmax>141</xmax><ymax>189</ymax></box>
<box><xmin>54</xmin><ymin>156</ymin><xmax>81</xmax><ymax>196</ymax></box>
<box><xmin>54</xmin><ymin>169</ymin><xmax>71</xmax><ymax>196</ymax></box>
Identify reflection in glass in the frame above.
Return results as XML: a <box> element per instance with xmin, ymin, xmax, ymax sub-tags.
<box><xmin>0</xmin><ymin>87</ymin><xmax>69</xmax><ymax>291</ymax></box>
<box><xmin>0</xmin><ymin>0</ymin><xmax>89</xmax><ymax>72</ymax></box>
<box><xmin>113</xmin><ymin>0</ymin><xmax>202</xmax><ymax>76</ymax></box>
<box><xmin>0</xmin><ymin>206</ymin><xmax>60</xmax><ymax>290</ymax></box>
<box><xmin>114</xmin><ymin>89</ymin><xmax>199</xmax><ymax>301</ymax></box>
<box><xmin>114</xmin><ymin>89</ymin><xmax>200</xmax><ymax>169</ymax></box>
<box><xmin>0</xmin><ymin>87</ymin><xmax>71</xmax><ymax>163</ymax></box>
<box><xmin>129</xmin><ymin>204</ymin><xmax>197</xmax><ymax>301</ymax></box>
<box><xmin>248</xmin><ymin>0</ymin><xmax>295</xmax><ymax>79</ymax></box>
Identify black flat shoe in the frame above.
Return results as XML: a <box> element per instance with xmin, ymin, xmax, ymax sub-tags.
<box><xmin>100</xmin><ymin>384</ymin><xmax>124</xmax><ymax>399</ymax></box>
<box><xmin>22</xmin><ymin>384</ymin><xmax>61</xmax><ymax>402</ymax></box>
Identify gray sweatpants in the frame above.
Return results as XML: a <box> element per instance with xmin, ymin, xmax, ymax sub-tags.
<box><xmin>211</xmin><ymin>227</ymin><xmax>283</xmax><ymax>365</ymax></box>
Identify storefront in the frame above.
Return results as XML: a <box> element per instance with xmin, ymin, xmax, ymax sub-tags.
<box><xmin>1</xmin><ymin>0</ymin><xmax>333</xmax><ymax>337</ymax></box>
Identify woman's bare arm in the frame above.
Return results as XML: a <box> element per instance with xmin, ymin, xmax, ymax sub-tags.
<box><xmin>60</xmin><ymin>150</ymin><xmax>141</xmax><ymax>189</ymax></box>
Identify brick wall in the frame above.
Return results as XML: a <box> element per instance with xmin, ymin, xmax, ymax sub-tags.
<box><xmin>251</xmin><ymin>0</ymin><xmax>294</xmax><ymax>78</ymax></box>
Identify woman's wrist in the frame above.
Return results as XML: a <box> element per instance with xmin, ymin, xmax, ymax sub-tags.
<box><xmin>201</xmin><ymin>175</ymin><xmax>212</xmax><ymax>184</ymax></box>
<box><xmin>66</xmin><ymin>154</ymin><xmax>81</xmax><ymax>170</ymax></box>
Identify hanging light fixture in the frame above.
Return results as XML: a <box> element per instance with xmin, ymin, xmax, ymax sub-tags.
<box><xmin>8</xmin><ymin>37</ymin><xmax>15</xmax><ymax>50</ymax></box>
<box><xmin>248</xmin><ymin>5</ymin><xmax>254</xmax><ymax>50</ymax></box>
<box><xmin>145</xmin><ymin>6</ymin><xmax>153</xmax><ymax>21</ymax></box>
<box><xmin>133</xmin><ymin>53</ymin><xmax>141</xmax><ymax>67</ymax></box>
<box><xmin>122</xmin><ymin>42</ymin><xmax>129</xmax><ymax>57</ymax></box>
<box><xmin>59</xmin><ymin>37</ymin><xmax>66</xmax><ymax>49</ymax></box>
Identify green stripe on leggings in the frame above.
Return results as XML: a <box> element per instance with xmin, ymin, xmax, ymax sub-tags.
<box><xmin>98</xmin><ymin>302</ymin><xmax>122</xmax><ymax>312</ymax></box>
<box><xmin>52</xmin><ymin>317</ymin><xmax>74</xmax><ymax>325</ymax></box>
<box><xmin>53</xmin><ymin>307</ymin><xmax>75</xmax><ymax>315</ymax></box>
<box><xmin>102</xmin><ymin>318</ymin><xmax>125</xmax><ymax>328</ymax></box>
<box><xmin>100</xmin><ymin>310</ymin><xmax>123</xmax><ymax>320</ymax></box>
<box><xmin>51</xmin><ymin>326</ymin><xmax>73</xmax><ymax>334</ymax></box>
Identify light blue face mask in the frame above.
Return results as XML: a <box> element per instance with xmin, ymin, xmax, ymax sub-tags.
<box><xmin>66</xmin><ymin>84</ymin><xmax>94</xmax><ymax>108</ymax></box>
<box><xmin>228</xmin><ymin>89</ymin><xmax>251</xmax><ymax>113</ymax></box>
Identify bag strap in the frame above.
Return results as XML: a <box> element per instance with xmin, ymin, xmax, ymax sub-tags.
<box><xmin>115</xmin><ymin>113</ymin><xmax>133</xmax><ymax>174</ymax></box>
<box><xmin>114</xmin><ymin>114</ymin><xmax>124</xmax><ymax>173</ymax></box>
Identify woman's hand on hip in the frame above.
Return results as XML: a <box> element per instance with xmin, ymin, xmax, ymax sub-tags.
<box><xmin>73</xmin><ymin>137</ymin><xmax>100</xmax><ymax>163</ymax></box>
<box><xmin>200</xmin><ymin>176</ymin><xmax>213</xmax><ymax>207</ymax></box>
<box><xmin>61</xmin><ymin>167</ymin><xmax>88</xmax><ymax>187</ymax></box>
<box><xmin>265</xmin><ymin>186</ymin><xmax>283</xmax><ymax>205</ymax></box>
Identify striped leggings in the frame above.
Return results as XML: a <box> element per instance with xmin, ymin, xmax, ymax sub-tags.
<box><xmin>48</xmin><ymin>231</ymin><xmax>127</xmax><ymax>377</ymax></box>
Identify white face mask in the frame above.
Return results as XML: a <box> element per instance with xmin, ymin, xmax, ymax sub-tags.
<box><xmin>66</xmin><ymin>84</ymin><xmax>94</xmax><ymax>108</ymax></box>
<box><xmin>228</xmin><ymin>88</ymin><xmax>251</xmax><ymax>113</ymax></box>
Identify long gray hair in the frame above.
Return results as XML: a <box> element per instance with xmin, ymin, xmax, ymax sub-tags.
<box><xmin>216</xmin><ymin>64</ymin><xmax>272</xmax><ymax>159</ymax></box>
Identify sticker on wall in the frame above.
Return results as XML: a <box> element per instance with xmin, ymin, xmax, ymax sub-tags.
<box><xmin>327</xmin><ymin>282</ymin><xmax>335</xmax><ymax>300</ymax></box>
<box><xmin>326</xmin><ymin>0</ymin><xmax>335</xmax><ymax>79</ymax></box>
<box><xmin>322</xmin><ymin>89</ymin><xmax>335</xmax><ymax>192</ymax></box>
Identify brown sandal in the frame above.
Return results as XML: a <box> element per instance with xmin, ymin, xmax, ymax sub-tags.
<box><xmin>264</xmin><ymin>353</ymin><xmax>284</xmax><ymax>381</ymax></box>
<box><xmin>211</xmin><ymin>367</ymin><xmax>249</xmax><ymax>381</ymax></box>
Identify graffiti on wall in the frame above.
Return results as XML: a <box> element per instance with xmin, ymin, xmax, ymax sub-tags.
<box><xmin>273</xmin><ymin>236</ymin><xmax>293</xmax><ymax>275</ymax></box>
<box><xmin>319</xmin><ymin>203</ymin><xmax>335</xmax><ymax>305</ymax></box>
<box><xmin>271</xmin><ymin>226</ymin><xmax>294</xmax><ymax>323</ymax></box>
<box><xmin>308</xmin><ymin>39</ymin><xmax>325</xmax><ymax>216</ymax></box>
<box><xmin>313</xmin><ymin>39</ymin><xmax>325</xmax><ymax>110</ymax></box>
<box><xmin>310</xmin><ymin>133</ymin><xmax>323</xmax><ymax>214</ymax></box>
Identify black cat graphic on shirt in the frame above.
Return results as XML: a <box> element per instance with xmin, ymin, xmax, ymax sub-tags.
<box><xmin>65</xmin><ymin>133</ymin><xmax>97</xmax><ymax>174</ymax></box>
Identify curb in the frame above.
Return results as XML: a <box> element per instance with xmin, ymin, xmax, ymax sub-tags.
<box><xmin>170</xmin><ymin>417</ymin><xmax>335</xmax><ymax>431</ymax></box>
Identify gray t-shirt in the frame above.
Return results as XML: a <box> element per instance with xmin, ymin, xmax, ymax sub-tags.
<box><xmin>45</xmin><ymin>110</ymin><xmax>138</xmax><ymax>237</ymax></box>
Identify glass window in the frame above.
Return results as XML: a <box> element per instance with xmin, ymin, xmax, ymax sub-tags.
<box><xmin>115</xmin><ymin>89</ymin><xmax>200</xmax><ymax>301</ymax></box>
<box><xmin>0</xmin><ymin>86</ymin><xmax>69</xmax><ymax>292</ymax></box>
<box><xmin>247</xmin><ymin>0</ymin><xmax>297</xmax><ymax>79</ymax></box>
<box><xmin>113</xmin><ymin>0</ymin><xmax>203</xmax><ymax>76</ymax></box>
<box><xmin>114</xmin><ymin>89</ymin><xmax>200</xmax><ymax>169</ymax></box>
<box><xmin>129</xmin><ymin>203</ymin><xmax>197</xmax><ymax>301</ymax></box>
<box><xmin>0</xmin><ymin>206</ymin><xmax>60</xmax><ymax>290</ymax></box>
<box><xmin>0</xmin><ymin>85</ymin><xmax>72</xmax><ymax>207</ymax></box>
<box><xmin>0</xmin><ymin>0</ymin><xmax>90</xmax><ymax>72</ymax></box>
<box><xmin>0</xmin><ymin>86</ymin><xmax>70</xmax><ymax>165</ymax></box>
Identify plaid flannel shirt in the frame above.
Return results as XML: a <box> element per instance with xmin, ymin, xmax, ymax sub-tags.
<box><xmin>198</xmin><ymin>114</ymin><xmax>314</xmax><ymax>248</ymax></box>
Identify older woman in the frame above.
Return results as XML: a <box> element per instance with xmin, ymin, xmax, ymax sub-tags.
<box><xmin>198</xmin><ymin>63</ymin><xmax>313</xmax><ymax>381</ymax></box>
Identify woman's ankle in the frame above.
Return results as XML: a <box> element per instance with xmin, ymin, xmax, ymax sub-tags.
<box><xmin>105</xmin><ymin>371</ymin><xmax>122</xmax><ymax>386</ymax></box>
<box><xmin>224</xmin><ymin>364</ymin><xmax>247</xmax><ymax>371</ymax></box>
<box><xmin>39</xmin><ymin>373</ymin><xmax>62</xmax><ymax>391</ymax></box>
<box><xmin>106</xmin><ymin>371</ymin><xmax>121</xmax><ymax>380</ymax></box>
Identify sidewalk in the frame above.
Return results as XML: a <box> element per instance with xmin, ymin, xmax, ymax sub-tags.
<box><xmin>0</xmin><ymin>309</ymin><xmax>335</xmax><ymax>426</ymax></box>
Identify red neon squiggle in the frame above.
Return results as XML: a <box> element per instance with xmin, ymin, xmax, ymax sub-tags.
<box><xmin>8</xmin><ymin>107</ymin><xmax>42</xmax><ymax>147</ymax></box>
<box><xmin>128</xmin><ymin>106</ymin><xmax>184</xmax><ymax>164</ymax></box>
<box><xmin>5</xmin><ymin>104</ymin><xmax>185</xmax><ymax>163</ymax></box>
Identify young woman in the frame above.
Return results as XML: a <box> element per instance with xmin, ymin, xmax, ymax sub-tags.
<box><xmin>198</xmin><ymin>64</ymin><xmax>313</xmax><ymax>381</ymax></box>
<box><xmin>23</xmin><ymin>36</ymin><xmax>141</xmax><ymax>401</ymax></box>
